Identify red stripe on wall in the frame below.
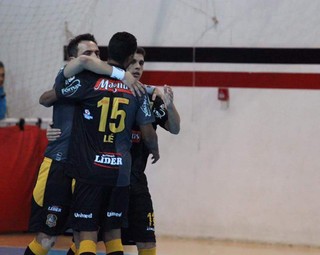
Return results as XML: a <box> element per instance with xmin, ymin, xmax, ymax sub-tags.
<box><xmin>141</xmin><ymin>71</ymin><xmax>320</xmax><ymax>89</ymax></box>
<box><xmin>141</xmin><ymin>71</ymin><xmax>194</xmax><ymax>86</ymax></box>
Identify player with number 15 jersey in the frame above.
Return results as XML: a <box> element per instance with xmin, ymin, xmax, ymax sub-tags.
<box><xmin>54</xmin><ymin>68</ymin><xmax>155</xmax><ymax>187</ymax></box>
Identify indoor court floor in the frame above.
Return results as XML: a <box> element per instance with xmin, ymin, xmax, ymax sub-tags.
<box><xmin>1</xmin><ymin>233</ymin><xmax>320</xmax><ymax>255</ymax></box>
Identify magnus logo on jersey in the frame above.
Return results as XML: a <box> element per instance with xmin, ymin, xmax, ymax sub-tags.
<box><xmin>61</xmin><ymin>78</ymin><xmax>81</xmax><ymax>96</ymax></box>
<box><xmin>93</xmin><ymin>78</ymin><xmax>132</xmax><ymax>94</ymax></box>
<box><xmin>94</xmin><ymin>152</ymin><xmax>123</xmax><ymax>169</ymax></box>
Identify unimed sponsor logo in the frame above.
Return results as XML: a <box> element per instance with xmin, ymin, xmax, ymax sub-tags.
<box><xmin>74</xmin><ymin>212</ymin><xmax>93</xmax><ymax>218</ymax></box>
<box><xmin>107</xmin><ymin>211</ymin><xmax>122</xmax><ymax>218</ymax></box>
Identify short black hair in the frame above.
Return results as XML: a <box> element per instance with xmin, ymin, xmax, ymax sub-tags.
<box><xmin>108</xmin><ymin>32</ymin><xmax>137</xmax><ymax>64</ymax></box>
<box><xmin>136</xmin><ymin>47</ymin><xmax>146</xmax><ymax>57</ymax></box>
<box><xmin>0</xmin><ymin>61</ymin><xmax>4</xmax><ymax>68</ymax></box>
<box><xmin>67</xmin><ymin>33</ymin><xmax>97</xmax><ymax>58</ymax></box>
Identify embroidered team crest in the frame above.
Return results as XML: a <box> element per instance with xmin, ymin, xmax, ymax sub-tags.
<box><xmin>46</xmin><ymin>214</ymin><xmax>57</xmax><ymax>228</ymax></box>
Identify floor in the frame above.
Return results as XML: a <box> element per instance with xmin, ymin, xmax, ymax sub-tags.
<box><xmin>1</xmin><ymin>233</ymin><xmax>320</xmax><ymax>255</ymax></box>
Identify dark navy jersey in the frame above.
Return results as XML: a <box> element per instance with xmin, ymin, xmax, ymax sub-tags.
<box><xmin>130</xmin><ymin>94</ymin><xmax>168</xmax><ymax>185</ymax></box>
<box><xmin>45</xmin><ymin>68</ymin><xmax>75</xmax><ymax>162</ymax></box>
<box><xmin>55</xmin><ymin>69</ymin><xmax>155</xmax><ymax>186</ymax></box>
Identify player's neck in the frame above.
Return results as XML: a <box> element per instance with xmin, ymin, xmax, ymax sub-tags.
<box><xmin>107</xmin><ymin>59</ymin><xmax>124</xmax><ymax>70</ymax></box>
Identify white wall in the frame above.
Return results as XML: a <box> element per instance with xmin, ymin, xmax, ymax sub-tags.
<box><xmin>149</xmin><ymin>87</ymin><xmax>320</xmax><ymax>246</ymax></box>
<box><xmin>1</xmin><ymin>0</ymin><xmax>320</xmax><ymax>246</ymax></box>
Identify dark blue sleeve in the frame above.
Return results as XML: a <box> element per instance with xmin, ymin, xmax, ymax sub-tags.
<box><xmin>54</xmin><ymin>67</ymin><xmax>65</xmax><ymax>88</ymax></box>
<box><xmin>136</xmin><ymin>94</ymin><xmax>155</xmax><ymax>125</ymax></box>
<box><xmin>55</xmin><ymin>70</ymin><xmax>90</xmax><ymax>102</ymax></box>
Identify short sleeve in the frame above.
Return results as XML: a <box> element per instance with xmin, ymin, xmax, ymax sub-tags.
<box><xmin>135</xmin><ymin>94</ymin><xmax>155</xmax><ymax>126</ymax></box>
<box><xmin>55</xmin><ymin>70</ymin><xmax>91</xmax><ymax>102</ymax></box>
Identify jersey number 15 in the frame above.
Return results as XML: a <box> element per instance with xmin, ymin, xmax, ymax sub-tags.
<box><xmin>98</xmin><ymin>97</ymin><xmax>129</xmax><ymax>133</ymax></box>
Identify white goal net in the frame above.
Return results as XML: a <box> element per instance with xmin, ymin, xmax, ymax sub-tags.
<box><xmin>0</xmin><ymin>0</ymin><xmax>98</xmax><ymax>119</ymax></box>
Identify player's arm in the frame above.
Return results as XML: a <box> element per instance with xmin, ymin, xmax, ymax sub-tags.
<box><xmin>163</xmin><ymin>85</ymin><xmax>180</xmax><ymax>134</ymax></box>
<box><xmin>39</xmin><ymin>88</ymin><xmax>58</xmax><ymax>107</ymax></box>
<box><xmin>140</xmin><ymin>123</ymin><xmax>160</xmax><ymax>164</ymax></box>
<box><xmin>64</xmin><ymin>55</ymin><xmax>145</xmax><ymax>96</ymax></box>
<box><xmin>39</xmin><ymin>67</ymin><xmax>66</xmax><ymax>107</ymax></box>
<box><xmin>137</xmin><ymin>93</ymin><xmax>160</xmax><ymax>163</ymax></box>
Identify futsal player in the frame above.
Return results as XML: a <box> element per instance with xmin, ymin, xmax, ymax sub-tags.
<box><xmin>53</xmin><ymin>32</ymin><xmax>159</xmax><ymax>255</ymax></box>
<box><xmin>24</xmin><ymin>33</ymin><xmax>140</xmax><ymax>255</ymax></box>
<box><xmin>121</xmin><ymin>47</ymin><xmax>180</xmax><ymax>255</ymax></box>
<box><xmin>61</xmin><ymin>47</ymin><xmax>180</xmax><ymax>255</ymax></box>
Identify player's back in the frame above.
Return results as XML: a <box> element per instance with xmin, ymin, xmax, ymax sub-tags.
<box><xmin>56</xmin><ymin>70</ymin><xmax>153</xmax><ymax>186</ymax></box>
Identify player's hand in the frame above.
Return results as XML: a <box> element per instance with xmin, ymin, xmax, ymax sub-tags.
<box><xmin>163</xmin><ymin>85</ymin><xmax>174</xmax><ymax>108</ymax></box>
<box><xmin>151</xmin><ymin>86</ymin><xmax>164</xmax><ymax>101</ymax></box>
<box><xmin>150</xmin><ymin>150</ymin><xmax>160</xmax><ymax>164</ymax></box>
<box><xmin>47</xmin><ymin>126</ymin><xmax>61</xmax><ymax>141</ymax></box>
<box><xmin>122</xmin><ymin>71</ymin><xmax>145</xmax><ymax>97</ymax></box>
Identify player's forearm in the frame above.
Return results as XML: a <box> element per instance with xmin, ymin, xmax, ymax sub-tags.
<box><xmin>77</xmin><ymin>56</ymin><xmax>113</xmax><ymax>75</ymax></box>
<box><xmin>144</xmin><ymin>135</ymin><xmax>160</xmax><ymax>164</ymax></box>
<box><xmin>63</xmin><ymin>55</ymin><xmax>126</xmax><ymax>80</ymax></box>
<box><xmin>140</xmin><ymin>124</ymin><xmax>160</xmax><ymax>158</ymax></box>
<box><xmin>63</xmin><ymin>56</ymin><xmax>88</xmax><ymax>78</ymax></box>
<box><xmin>144</xmin><ymin>132</ymin><xmax>159</xmax><ymax>152</ymax></box>
<box><xmin>166</xmin><ymin>103</ymin><xmax>180</xmax><ymax>134</ymax></box>
<box><xmin>64</xmin><ymin>55</ymin><xmax>113</xmax><ymax>78</ymax></box>
<box><xmin>39</xmin><ymin>89</ymin><xmax>58</xmax><ymax>107</ymax></box>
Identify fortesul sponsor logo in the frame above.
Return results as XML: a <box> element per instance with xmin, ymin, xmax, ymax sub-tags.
<box><xmin>94</xmin><ymin>153</ymin><xmax>123</xmax><ymax>169</ymax></box>
<box><xmin>61</xmin><ymin>79</ymin><xmax>81</xmax><ymax>96</ymax></box>
<box><xmin>94</xmin><ymin>78</ymin><xmax>131</xmax><ymax>94</ymax></box>
<box><xmin>107</xmin><ymin>211</ymin><xmax>122</xmax><ymax>218</ymax></box>
<box><xmin>48</xmin><ymin>206</ymin><xmax>62</xmax><ymax>213</ymax></box>
<box><xmin>74</xmin><ymin>212</ymin><xmax>93</xmax><ymax>218</ymax></box>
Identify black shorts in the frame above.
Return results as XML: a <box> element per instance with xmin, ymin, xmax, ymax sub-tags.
<box><xmin>71</xmin><ymin>181</ymin><xmax>129</xmax><ymax>232</ymax></box>
<box><xmin>121</xmin><ymin>182</ymin><xmax>156</xmax><ymax>244</ymax></box>
<box><xmin>29</xmin><ymin>157</ymin><xmax>74</xmax><ymax>235</ymax></box>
